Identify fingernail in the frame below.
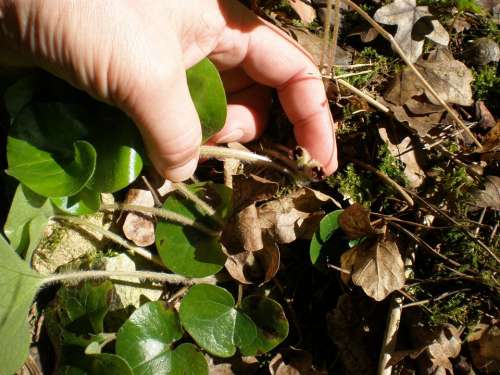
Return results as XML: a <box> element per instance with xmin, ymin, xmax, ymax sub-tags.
<box><xmin>162</xmin><ymin>157</ymin><xmax>198</xmax><ymax>182</ymax></box>
<box><xmin>215</xmin><ymin>128</ymin><xmax>244</xmax><ymax>144</ymax></box>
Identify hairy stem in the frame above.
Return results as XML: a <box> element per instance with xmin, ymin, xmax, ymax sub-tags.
<box><xmin>101</xmin><ymin>203</ymin><xmax>219</xmax><ymax>237</ymax></box>
<box><xmin>173</xmin><ymin>182</ymin><xmax>225</xmax><ymax>227</ymax></box>
<box><xmin>41</xmin><ymin>269</ymin><xmax>216</xmax><ymax>286</ymax></box>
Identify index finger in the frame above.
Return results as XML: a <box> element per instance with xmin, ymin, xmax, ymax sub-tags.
<box><xmin>241</xmin><ymin>19</ymin><xmax>337</xmax><ymax>174</ymax></box>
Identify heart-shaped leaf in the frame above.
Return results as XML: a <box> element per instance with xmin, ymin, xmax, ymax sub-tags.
<box><xmin>239</xmin><ymin>295</ymin><xmax>289</xmax><ymax>356</ymax></box>
<box><xmin>179</xmin><ymin>284</ymin><xmax>257</xmax><ymax>358</ymax></box>
<box><xmin>7</xmin><ymin>102</ymin><xmax>97</xmax><ymax>197</ymax></box>
<box><xmin>0</xmin><ymin>235</ymin><xmax>44</xmax><ymax>375</ymax></box>
<box><xmin>51</xmin><ymin>188</ymin><xmax>101</xmax><ymax>215</ymax></box>
<box><xmin>4</xmin><ymin>184</ymin><xmax>55</xmax><ymax>255</ymax></box>
<box><xmin>170</xmin><ymin>343</ymin><xmax>209</xmax><ymax>375</ymax></box>
<box><xmin>187</xmin><ymin>58</ymin><xmax>227</xmax><ymax>141</ymax></box>
<box><xmin>310</xmin><ymin>210</ymin><xmax>343</xmax><ymax>265</ymax></box>
<box><xmin>156</xmin><ymin>183</ymin><xmax>228</xmax><ymax>278</ymax></box>
<box><xmin>116</xmin><ymin>302</ymin><xmax>182</xmax><ymax>372</ymax></box>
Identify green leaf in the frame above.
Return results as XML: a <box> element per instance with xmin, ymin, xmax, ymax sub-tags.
<box><xmin>310</xmin><ymin>210</ymin><xmax>343</xmax><ymax>265</ymax></box>
<box><xmin>156</xmin><ymin>183</ymin><xmax>227</xmax><ymax>278</ymax></box>
<box><xmin>187</xmin><ymin>58</ymin><xmax>227</xmax><ymax>141</ymax></box>
<box><xmin>57</xmin><ymin>281</ymin><xmax>114</xmax><ymax>334</ymax></box>
<box><xmin>170</xmin><ymin>343</ymin><xmax>208</xmax><ymax>375</ymax></box>
<box><xmin>239</xmin><ymin>295</ymin><xmax>289</xmax><ymax>356</ymax></box>
<box><xmin>0</xmin><ymin>235</ymin><xmax>44</xmax><ymax>375</ymax></box>
<box><xmin>179</xmin><ymin>284</ymin><xmax>257</xmax><ymax>358</ymax></box>
<box><xmin>63</xmin><ymin>353</ymin><xmax>134</xmax><ymax>375</ymax></box>
<box><xmin>3</xmin><ymin>74</ymin><xmax>38</xmax><ymax>122</ymax></box>
<box><xmin>51</xmin><ymin>188</ymin><xmax>101</xmax><ymax>215</ymax></box>
<box><xmin>4</xmin><ymin>184</ymin><xmax>54</xmax><ymax>255</ymax></box>
<box><xmin>7</xmin><ymin>102</ymin><xmax>97</xmax><ymax>197</ymax></box>
<box><xmin>116</xmin><ymin>301</ymin><xmax>183</xmax><ymax>374</ymax></box>
<box><xmin>85</xmin><ymin>108</ymin><xmax>144</xmax><ymax>193</ymax></box>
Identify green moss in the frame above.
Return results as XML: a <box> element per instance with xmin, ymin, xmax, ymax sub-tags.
<box><xmin>472</xmin><ymin>65</ymin><xmax>500</xmax><ymax>114</ymax></box>
<box><xmin>377</xmin><ymin>143</ymin><xmax>408</xmax><ymax>188</ymax></box>
<box><xmin>328</xmin><ymin>163</ymin><xmax>373</xmax><ymax>205</ymax></box>
<box><xmin>418</xmin><ymin>0</ymin><xmax>482</xmax><ymax>13</ymax></box>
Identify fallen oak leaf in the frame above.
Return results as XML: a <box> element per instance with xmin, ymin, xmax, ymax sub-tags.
<box><xmin>287</xmin><ymin>0</ymin><xmax>317</xmax><ymax>25</ymax></box>
<box><xmin>470</xmin><ymin>176</ymin><xmax>500</xmax><ymax>210</ymax></box>
<box><xmin>374</xmin><ymin>0</ymin><xmax>449</xmax><ymax>63</ymax></box>
<box><xmin>222</xmin><ymin>203</ymin><xmax>264</xmax><ymax>253</ymax></box>
<box><xmin>340</xmin><ymin>235</ymin><xmax>405</xmax><ymax>301</ymax></box>
<box><xmin>467</xmin><ymin>320</ymin><xmax>500</xmax><ymax>373</ymax></box>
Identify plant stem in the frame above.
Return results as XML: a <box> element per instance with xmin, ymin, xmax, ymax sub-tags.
<box><xmin>172</xmin><ymin>182</ymin><xmax>225</xmax><ymax>227</ymax></box>
<box><xmin>41</xmin><ymin>269</ymin><xmax>216</xmax><ymax>287</ymax></box>
<box><xmin>337</xmin><ymin>79</ymin><xmax>389</xmax><ymax>112</ymax></box>
<box><xmin>320</xmin><ymin>0</ymin><xmax>334</xmax><ymax>73</ymax></box>
<box><xmin>101</xmin><ymin>203</ymin><xmax>219</xmax><ymax>237</ymax></box>
<box><xmin>54</xmin><ymin>215</ymin><xmax>164</xmax><ymax>267</ymax></box>
<box><xmin>329</xmin><ymin>0</ymin><xmax>341</xmax><ymax>68</ymax></box>
<box><xmin>341</xmin><ymin>0</ymin><xmax>482</xmax><ymax>149</ymax></box>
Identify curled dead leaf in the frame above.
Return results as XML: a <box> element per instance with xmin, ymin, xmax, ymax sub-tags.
<box><xmin>339</xmin><ymin>203</ymin><xmax>376</xmax><ymax>239</ymax></box>
<box><xmin>222</xmin><ymin>203</ymin><xmax>264</xmax><ymax>253</ymax></box>
<box><xmin>233</xmin><ymin>174</ymin><xmax>279</xmax><ymax>212</ymax></box>
<box><xmin>269</xmin><ymin>348</ymin><xmax>326</xmax><ymax>375</ymax></box>
<box><xmin>224</xmin><ymin>239</ymin><xmax>280</xmax><ymax>285</ymax></box>
<box><xmin>470</xmin><ymin>176</ymin><xmax>500</xmax><ymax>210</ymax></box>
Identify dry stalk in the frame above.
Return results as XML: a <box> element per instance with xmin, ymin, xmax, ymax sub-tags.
<box><xmin>341</xmin><ymin>0</ymin><xmax>482</xmax><ymax>149</ymax></box>
<box><xmin>329</xmin><ymin>0</ymin><xmax>342</xmax><ymax>68</ymax></box>
<box><xmin>337</xmin><ymin>79</ymin><xmax>389</xmax><ymax>112</ymax></box>
<box><xmin>320</xmin><ymin>0</ymin><xmax>334</xmax><ymax>72</ymax></box>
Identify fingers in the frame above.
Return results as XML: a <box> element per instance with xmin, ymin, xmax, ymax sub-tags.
<box><xmin>241</xmin><ymin>25</ymin><xmax>336</xmax><ymax>173</ymax></box>
<box><xmin>121</xmin><ymin>46</ymin><xmax>202</xmax><ymax>182</ymax></box>
<box><xmin>211</xmin><ymin>83</ymin><xmax>271</xmax><ymax>144</ymax></box>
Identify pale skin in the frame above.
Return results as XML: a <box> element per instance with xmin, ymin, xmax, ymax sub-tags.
<box><xmin>0</xmin><ymin>0</ymin><xmax>337</xmax><ymax>181</ymax></box>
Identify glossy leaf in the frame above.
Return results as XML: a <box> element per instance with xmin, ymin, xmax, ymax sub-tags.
<box><xmin>0</xmin><ymin>235</ymin><xmax>44</xmax><ymax>375</ymax></box>
<box><xmin>187</xmin><ymin>58</ymin><xmax>227</xmax><ymax>141</ymax></box>
<box><xmin>156</xmin><ymin>183</ymin><xmax>228</xmax><ymax>278</ymax></box>
<box><xmin>85</xmin><ymin>108</ymin><xmax>144</xmax><ymax>193</ymax></box>
<box><xmin>51</xmin><ymin>188</ymin><xmax>101</xmax><ymax>215</ymax></box>
<box><xmin>4</xmin><ymin>184</ymin><xmax>54</xmax><ymax>255</ymax></box>
<box><xmin>240</xmin><ymin>295</ymin><xmax>289</xmax><ymax>356</ymax></box>
<box><xmin>116</xmin><ymin>301</ymin><xmax>184</xmax><ymax>374</ymax></box>
<box><xmin>310</xmin><ymin>210</ymin><xmax>343</xmax><ymax>265</ymax></box>
<box><xmin>179</xmin><ymin>284</ymin><xmax>257</xmax><ymax>358</ymax></box>
<box><xmin>7</xmin><ymin>102</ymin><xmax>97</xmax><ymax>197</ymax></box>
<box><xmin>171</xmin><ymin>344</ymin><xmax>208</xmax><ymax>375</ymax></box>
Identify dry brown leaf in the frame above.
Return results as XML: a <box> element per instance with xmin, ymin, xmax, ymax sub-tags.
<box><xmin>471</xmin><ymin>176</ymin><xmax>500</xmax><ymax>210</ymax></box>
<box><xmin>233</xmin><ymin>174</ymin><xmax>279</xmax><ymax>212</ymax></box>
<box><xmin>389</xmin><ymin>102</ymin><xmax>444</xmax><ymax>137</ymax></box>
<box><xmin>224</xmin><ymin>239</ymin><xmax>280</xmax><ymax>285</ymax></box>
<box><xmin>374</xmin><ymin>0</ymin><xmax>449</xmax><ymax>63</ymax></box>
<box><xmin>258</xmin><ymin>188</ymin><xmax>330</xmax><ymax>244</ymax></box>
<box><xmin>287</xmin><ymin>0</ymin><xmax>316</xmax><ymax>25</ymax></box>
<box><xmin>342</xmin><ymin>236</ymin><xmax>406</xmax><ymax>301</ymax></box>
<box><xmin>122</xmin><ymin>188</ymin><xmax>156</xmax><ymax>247</ymax></box>
<box><xmin>467</xmin><ymin>321</ymin><xmax>500</xmax><ymax>372</ymax></box>
<box><xmin>222</xmin><ymin>203</ymin><xmax>264</xmax><ymax>253</ymax></box>
<box><xmin>269</xmin><ymin>348</ymin><xmax>326</xmax><ymax>375</ymax></box>
<box><xmin>379</xmin><ymin>124</ymin><xmax>426</xmax><ymax>188</ymax></box>
<box><xmin>339</xmin><ymin>203</ymin><xmax>376</xmax><ymax>239</ymax></box>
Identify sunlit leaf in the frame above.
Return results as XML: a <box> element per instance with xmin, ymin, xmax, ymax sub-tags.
<box><xmin>179</xmin><ymin>284</ymin><xmax>257</xmax><ymax>358</ymax></box>
<box><xmin>187</xmin><ymin>58</ymin><xmax>227</xmax><ymax>141</ymax></box>
<box><xmin>0</xmin><ymin>235</ymin><xmax>44</xmax><ymax>375</ymax></box>
<box><xmin>310</xmin><ymin>210</ymin><xmax>343</xmax><ymax>265</ymax></box>
<box><xmin>51</xmin><ymin>188</ymin><xmax>101</xmax><ymax>215</ymax></box>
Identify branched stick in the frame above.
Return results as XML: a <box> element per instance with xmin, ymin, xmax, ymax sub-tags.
<box><xmin>42</xmin><ymin>269</ymin><xmax>216</xmax><ymax>286</ymax></box>
<box><xmin>54</xmin><ymin>215</ymin><xmax>164</xmax><ymax>267</ymax></box>
<box><xmin>101</xmin><ymin>203</ymin><xmax>219</xmax><ymax>237</ymax></box>
<box><xmin>172</xmin><ymin>182</ymin><xmax>225</xmax><ymax>227</ymax></box>
<box><xmin>337</xmin><ymin>79</ymin><xmax>389</xmax><ymax>113</ymax></box>
<box><xmin>341</xmin><ymin>0</ymin><xmax>482</xmax><ymax>149</ymax></box>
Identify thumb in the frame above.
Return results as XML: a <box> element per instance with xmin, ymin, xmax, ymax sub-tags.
<box><xmin>121</xmin><ymin>53</ymin><xmax>202</xmax><ymax>182</ymax></box>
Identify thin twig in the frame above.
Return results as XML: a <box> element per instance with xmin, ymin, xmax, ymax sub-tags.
<box><xmin>173</xmin><ymin>182</ymin><xmax>225</xmax><ymax>227</ymax></box>
<box><xmin>327</xmin><ymin>263</ymin><xmax>351</xmax><ymax>275</ymax></box>
<box><xmin>320</xmin><ymin>0</ymin><xmax>334</xmax><ymax>72</ymax></box>
<box><xmin>341</xmin><ymin>0</ymin><xmax>482</xmax><ymax>149</ymax></box>
<box><xmin>333</xmin><ymin>63</ymin><xmax>374</xmax><ymax>68</ymax></box>
<box><xmin>101</xmin><ymin>203</ymin><xmax>219</xmax><ymax>237</ymax></box>
<box><xmin>349</xmin><ymin>159</ymin><xmax>414</xmax><ymax>206</ymax></box>
<box><xmin>403</xmin><ymin>288</ymin><xmax>471</xmax><ymax>309</ymax></box>
<box><xmin>141</xmin><ymin>175</ymin><xmax>162</xmax><ymax>207</ymax></box>
<box><xmin>53</xmin><ymin>215</ymin><xmax>164</xmax><ymax>268</ymax></box>
<box><xmin>323</xmin><ymin>69</ymin><xmax>373</xmax><ymax>79</ymax></box>
<box><xmin>337</xmin><ymin>79</ymin><xmax>389</xmax><ymax>112</ymax></box>
<box><xmin>41</xmin><ymin>269</ymin><xmax>216</xmax><ymax>287</ymax></box>
<box><xmin>329</xmin><ymin>0</ymin><xmax>342</xmax><ymax>69</ymax></box>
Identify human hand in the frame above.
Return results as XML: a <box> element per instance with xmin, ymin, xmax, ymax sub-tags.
<box><xmin>0</xmin><ymin>0</ymin><xmax>337</xmax><ymax>181</ymax></box>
